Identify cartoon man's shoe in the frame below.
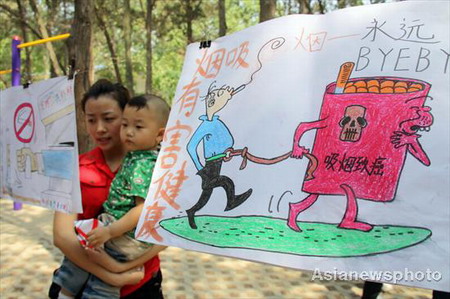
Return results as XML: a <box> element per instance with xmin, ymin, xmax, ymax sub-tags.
<box><xmin>224</xmin><ymin>188</ymin><xmax>253</xmax><ymax>211</ymax></box>
<box><xmin>338</xmin><ymin>220</ymin><xmax>373</xmax><ymax>232</ymax></box>
<box><xmin>186</xmin><ymin>209</ymin><xmax>198</xmax><ymax>229</ymax></box>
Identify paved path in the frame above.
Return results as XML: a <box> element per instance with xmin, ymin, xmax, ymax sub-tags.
<box><xmin>0</xmin><ymin>199</ymin><xmax>433</xmax><ymax>299</ymax></box>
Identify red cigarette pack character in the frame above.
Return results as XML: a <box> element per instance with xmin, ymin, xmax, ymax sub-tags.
<box><xmin>289</xmin><ymin>74</ymin><xmax>433</xmax><ymax>232</ymax></box>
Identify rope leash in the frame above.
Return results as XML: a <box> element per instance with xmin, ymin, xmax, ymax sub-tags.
<box><xmin>223</xmin><ymin>147</ymin><xmax>318</xmax><ymax>181</ymax></box>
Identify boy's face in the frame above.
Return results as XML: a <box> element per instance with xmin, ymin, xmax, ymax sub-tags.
<box><xmin>120</xmin><ymin>105</ymin><xmax>164</xmax><ymax>152</ymax></box>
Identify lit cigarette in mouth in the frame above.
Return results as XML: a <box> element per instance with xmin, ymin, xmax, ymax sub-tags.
<box><xmin>231</xmin><ymin>84</ymin><xmax>246</xmax><ymax>96</ymax></box>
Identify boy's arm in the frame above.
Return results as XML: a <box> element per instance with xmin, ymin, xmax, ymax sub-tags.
<box><xmin>87</xmin><ymin>197</ymin><xmax>145</xmax><ymax>248</ymax></box>
<box><xmin>86</xmin><ymin>245</ymin><xmax>167</xmax><ymax>273</ymax></box>
<box><xmin>53</xmin><ymin>211</ymin><xmax>142</xmax><ymax>286</ymax></box>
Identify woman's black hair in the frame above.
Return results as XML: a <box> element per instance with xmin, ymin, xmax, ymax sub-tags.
<box><xmin>81</xmin><ymin>79</ymin><xmax>130</xmax><ymax>112</ymax></box>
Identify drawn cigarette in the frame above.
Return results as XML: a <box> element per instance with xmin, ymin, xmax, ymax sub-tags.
<box><xmin>335</xmin><ymin>62</ymin><xmax>355</xmax><ymax>93</ymax></box>
<box><xmin>231</xmin><ymin>84</ymin><xmax>246</xmax><ymax>96</ymax></box>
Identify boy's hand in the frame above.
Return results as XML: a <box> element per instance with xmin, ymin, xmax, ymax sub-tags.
<box><xmin>87</xmin><ymin>226</ymin><xmax>112</xmax><ymax>248</ymax></box>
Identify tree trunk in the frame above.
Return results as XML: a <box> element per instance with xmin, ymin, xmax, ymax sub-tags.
<box><xmin>298</xmin><ymin>0</ymin><xmax>312</xmax><ymax>14</ymax></box>
<box><xmin>29</xmin><ymin>0</ymin><xmax>63</xmax><ymax>76</ymax></box>
<box><xmin>94</xmin><ymin>4</ymin><xmax>122</xmax><ymax>84</ymax></box>
<box><xmin>69</xmin><ymin>0</ymin><xmax>94</xmax><ymax>154</ymax></box>
<box><xmin>183</xmin><ymin>0</ymin><xmax>202</xmax><ymax>44</ymax></box>
<box><xmin>259</xmin><ymin>0</ymin><xmax>276</xmax><ymax>23</ymax></box>
<box><xmin>145</xmin><ymin>0</ymin><xmax>155</xmax><ymax>93</ymax></box>
<box><xmin>218</xmin><ymin>0</ymin><xmax>227</xmax><ymax>37</ymax></box>
<box><xmin>185</xmin><ymin>0</ymin><xmax>194</xmax><ymax>44</ymax></box>
<box><xmin>123</xmin><ymin>0</ymin><xmax>134</xmax><ymax>95</ymax></box>
<box><xmin>16</xmin><ymin>0</ymin><xmax>32</xmax><ymax>83</ymax></box>
<box><xmin>316</xmin><ymin>0</ymin><xmax>325</xmax><ymax>14</ymax></box>
<box><xmin>338</xmin><ymin>0</ymin><xmax>346</xmax><ymax>9</ymax></box>
<box><xmin>45</xmin><ymin>0</ymin><xmax>66</xmax><ymax>74</ymax></box>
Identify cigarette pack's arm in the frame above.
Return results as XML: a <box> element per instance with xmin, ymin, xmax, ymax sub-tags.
<box><xmin>407</xmin><ymin>136</ymin><xmax>430</xmax><ymax>166</ymax></box>
<box><xmin>293</xmin><ymin>118</ymin><xmax>328</xmax><ymax>147</ymax></box>
<box><xmin>292</xmin><ymin>119</ymin><xmax>327</xmax><ymax>159</ymax></box>
<box><xmin>391</xmin><ymin>132</ymin><xmax>430</xmax><ymax>166</ymax></box>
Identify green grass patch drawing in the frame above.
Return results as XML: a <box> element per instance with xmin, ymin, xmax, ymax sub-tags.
<box><xmin>160</xmin><ymin>215</ymin><xmax>431</xmax><ymax>257</ymax></box>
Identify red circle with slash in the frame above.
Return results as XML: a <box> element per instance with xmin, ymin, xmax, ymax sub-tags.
<box><xmin>14</xmin><ymin>102</ymin><xmax>35</xmax><ymax>143</ymax></box>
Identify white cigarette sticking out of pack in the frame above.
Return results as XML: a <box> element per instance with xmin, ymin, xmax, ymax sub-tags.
<box><xmin>335</xmin><ymin>62</ymin><xmax>355</xmax><ymax>94</ymax></box>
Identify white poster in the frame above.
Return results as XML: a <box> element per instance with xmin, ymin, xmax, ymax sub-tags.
<box><xmin>136</xmin><ymin>1</ymin><xmax>450</xmax><ymax>291</ymax></box>
<box><xmin>0</xmin><ymin>76</ymin><xmax>82</xmax><ymax>213</ymax></box>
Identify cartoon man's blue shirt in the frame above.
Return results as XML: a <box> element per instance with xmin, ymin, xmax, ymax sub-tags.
<box><xmin>187</xmin><ymin>115</ymin><xmax>234</xmax><ymax>171</ymax></box>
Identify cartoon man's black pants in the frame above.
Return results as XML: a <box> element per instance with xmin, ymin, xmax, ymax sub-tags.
<box><xmin>186</xmin><ymin>159</ymin><xmax>252</xmax><ymax>229</ymax></box>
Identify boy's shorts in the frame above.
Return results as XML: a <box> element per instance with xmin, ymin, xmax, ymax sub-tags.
<box><xmin>52</xmin><ymin>255</ymin><xmax>121</xmax><ymax>299</ymax></box>
<box><xmin>51</xmin><ymin>246</ymin><xmax>135</xmax><ymax>299</ymax></box>
<box><xmin>52</xmin><ymin>257</ymin><xmax>89</xmax><ymax>296</ymax></box>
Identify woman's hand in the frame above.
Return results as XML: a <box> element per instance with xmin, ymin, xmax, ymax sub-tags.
<box><xmin>96</xmin><ymin>245</ymin><xmax>167</xmax><ymax>273</ymax></box>
<box><xmin>85</xmin><ymin>247</ymin><xmax>126</xmax><ymax>273</ymax></box>
<box><xmin>84</xmin><ymin>247</ymin><xmax>145</xmax><ymax>286</ymax></box>
<box><xmin>87</xmin><ymin>226</ymin><xmax>112</xmax><ymax>248</ymax></box>
<box><xmin>103</xmin><ymin>267</ymin><xmax>145</xmax><ymax>287</ymax></box>
<box><xmin>53</xmin><ymin>212</ymin><xmax>137</xmax><ymax>286</ymax></box>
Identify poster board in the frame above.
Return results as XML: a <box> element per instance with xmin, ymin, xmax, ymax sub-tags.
<box><xmin>0</xmin><ymin>76</ymin><xmax>82</xmax><ymax>213</ymax></box>
<box><xmin>136</xmin><ymin>1</ymin><xmax>449</xmax><ymax>291</ymax></box>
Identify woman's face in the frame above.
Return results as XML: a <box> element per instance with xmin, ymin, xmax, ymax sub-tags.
<box><xmin>84</xmin><ymin>95</ymin><xmax>123</xmax><ymax>152</ymax></box>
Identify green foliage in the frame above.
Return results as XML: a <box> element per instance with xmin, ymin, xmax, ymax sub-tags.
<box><xmin>0</xmin><ymin>0</ymin><xmax>385</xmax><ymax>100</ymax></box>
<box><xmin>0</xmin><ymin>38</ymin><xmax>11</xmax><ymax>89</ymax></box>
<box><xmin>226</xmin><ymin>0</ymin><xmax>259</xmax><ymax>34</ymax></box>
<box><xmin>0</xmin><ymin>1</ymin><xmax>19</xmax><ymax>89</ymax></box>
<box><xmin>0</xmin><ymin>0</ymin><xmax>73</xmax><ymax>87</ymax></box>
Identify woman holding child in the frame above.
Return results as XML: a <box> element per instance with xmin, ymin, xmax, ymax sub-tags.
<box><xmin>50</xmin><ymin>79</ymin><xmax>166</xmax><ymax>299</ymax></box>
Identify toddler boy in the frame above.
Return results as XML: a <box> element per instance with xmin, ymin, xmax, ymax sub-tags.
<box><xmin>54</xmin><ymin>94</ymin><xmax>170</xmax><ymax>299</ymax></box>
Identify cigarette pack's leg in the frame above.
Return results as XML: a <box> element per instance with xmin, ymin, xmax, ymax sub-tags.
<box><xmin>338</xmin><ymin>184</ymin><xmax>373</xmax><ymax>231</ymax></box>
<box><xmin>287</xmin><ymin>193</ymin><xmax>319</xmax><ymax>232</ymax></box>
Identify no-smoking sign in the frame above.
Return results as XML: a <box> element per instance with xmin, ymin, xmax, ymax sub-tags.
<box><xmin>14</xmin><ymin>102</ymin><xmax>35</xmax><ymax>143</ymax></box>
